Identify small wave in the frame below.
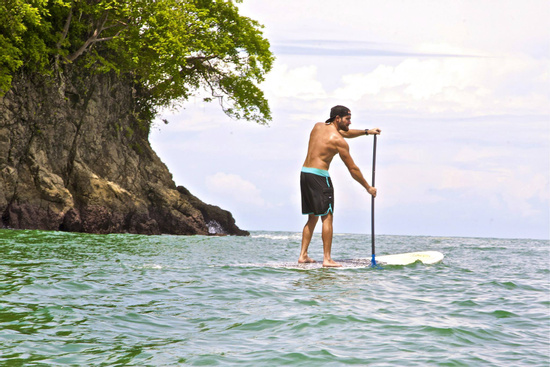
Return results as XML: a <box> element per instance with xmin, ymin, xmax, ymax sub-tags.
<box><xmin>126</xmin><ymin>263</ymin><xmax>165</xmax><ymax>270</ymax></box>
<box><xmin>250</xmin><ymin>233</ymin><xmax>301</xmax><ymax>241</ymax></box>
<box><xmin>484</xmin><ymin>280</ymin><xmax>542</xmax><ymax>291</ymax></box>
<box><xmin>451</xmin><ymin>299</ymin><xmax>479</xmax><ymax>307</ymax></box>
<box><xmin>144</xmin><ymin>264</ymin><xmax>163</xmax><ymax>269</ymax></box>
<box><xmin>225</xmin><ymin>318</ymin><xmax>286</xmax><ymax>332</ymax></box>
<box><xmin>488</xmin><ymin>310</ymin><xmax>519</xmax><ymax>319</ymax></box>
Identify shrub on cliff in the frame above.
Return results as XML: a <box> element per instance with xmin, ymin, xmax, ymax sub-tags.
<box><xmin>0</xmin><ymin>0</ymin><xmax>273</xmax><ymax>124</ymax></box>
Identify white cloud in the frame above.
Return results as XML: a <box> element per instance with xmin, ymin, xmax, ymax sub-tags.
<box><xmin>351</xmin><ymin>161</ymin><xmax>549</xmax><ymax>221</ymax></box>
<box><xmin>333</xmin><ymin>56</ymin><xmax>549</xmax><ymax>116</ymax></box>
<box><xmin>205</xmin><ymin>173</ymin><xmax>267</xmax><ymax>207</ymax></box>
<box><xmin>261</xmin><ymin>64</ymin><xmax>327</xmax><ymax>101</ymax></box>
<box><xmin>438</xmin><ymin>166</ymin><xmax>548</xmax><ymax>218</ymax></box>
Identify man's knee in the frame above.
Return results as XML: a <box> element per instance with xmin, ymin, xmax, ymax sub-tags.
<box><xmin>307</xmin><ymin>215</ymin><xmax>319</xmax><ymax>224</ymax></box>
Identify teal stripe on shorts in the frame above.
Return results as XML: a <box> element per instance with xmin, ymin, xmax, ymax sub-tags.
<box><xmin>301</xmin><ymin>167</ymin><xmax>330</xmax><ymax>177</ymax></box>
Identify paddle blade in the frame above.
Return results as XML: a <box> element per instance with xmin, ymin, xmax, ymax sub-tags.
<box><xmin>376</xmin><ymin>251</ymin><xmax>444</xmax><ymax>265</ymax></box>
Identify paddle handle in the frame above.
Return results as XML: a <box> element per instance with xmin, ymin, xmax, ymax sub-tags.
<box><xmin>371</xmin><ymin>134</ymin><xmax>377</xmax><ymax>266</ymax></box>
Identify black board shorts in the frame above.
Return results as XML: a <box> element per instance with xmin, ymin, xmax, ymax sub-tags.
<box><xmin>300</xmin><ymin>167</ymin><xmax>334</xmax><ymax>216</ymax></box>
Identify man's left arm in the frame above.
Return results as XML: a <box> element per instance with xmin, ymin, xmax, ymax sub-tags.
<box><xmin>339</xmin><ymin>128</ymin><xmax>381</xmax><ymax>139</ymax></box>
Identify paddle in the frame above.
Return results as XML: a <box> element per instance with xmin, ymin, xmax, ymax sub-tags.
<box><xmin>371</xmin><ymin>134</ymin><xmax>377</xmax><ymax>267</ymax></box>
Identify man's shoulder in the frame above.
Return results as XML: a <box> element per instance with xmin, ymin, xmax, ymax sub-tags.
<box><xmin>311</xmin><ymin>123</ymin><xmax>345</xmax><ymax>143</ymax></box>
<box><xmin>329</xmin><ymin>130</ymin><xmax>348</xmax><ymax>149</ymax></box>
<box><xmin>313</xmin><ymin>122</ymin><xmax>339</xmax><ymax>132</ymax></box>
<box><xmin>311</xmin><ymin>122</ymin><xmax>331</xmax><ymax>135</ymax></box>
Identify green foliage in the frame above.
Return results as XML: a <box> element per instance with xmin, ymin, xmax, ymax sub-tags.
<box><xmin>0</xmin><ymin>0</ymin><xmax>45</xmax><ymax>93</ymax></box>
<box><xmin>0</xmin><ymin>0</ymin><xmax>274</xmax><ymax>123</ymax></box>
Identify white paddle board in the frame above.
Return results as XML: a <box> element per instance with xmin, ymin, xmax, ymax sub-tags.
<box><xmin>239</xmin><ymin>251</ymin><xmax>444</xmax><ymax>269</ymax></box>
<box><xmin>248</xmin><ymin>258</ymin><xmax>373</xmax><ymax>270</ymax></box>
<box><xmin>375</xmin><ymin>251</ymin><xmax>444</xmax><ymax>265</ymax></box>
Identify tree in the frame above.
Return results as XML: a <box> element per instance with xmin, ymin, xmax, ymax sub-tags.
<box><xmin>0</xmin><ymin>0</ymin><xmax>274</xmax><ymax>124</ymax></box>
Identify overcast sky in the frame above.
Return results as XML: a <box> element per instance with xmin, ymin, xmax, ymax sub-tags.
<box><xmin>150</xmin><ymin>0</ymin><xmax>549</xmax><ymax>240</ymax></box>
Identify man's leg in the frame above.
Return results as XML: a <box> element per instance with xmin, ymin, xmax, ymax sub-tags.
<box><xmin>299</xmin><ymin>214</ymin><xmax>318</xmax><ymax>263</ymax></box>
<box><xmin>321</xmin><ymin>212</ymin><xmax>341</xmax><ymax>267</ymax></box>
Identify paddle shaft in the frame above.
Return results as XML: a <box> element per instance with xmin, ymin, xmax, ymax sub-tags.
<box><xmin>371</xmin><ymin>134</ymin><xmax>377</xmax><ymax>265</ymax></box>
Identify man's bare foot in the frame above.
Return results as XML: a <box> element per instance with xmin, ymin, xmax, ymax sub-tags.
<box><xmin>298</xmin><ymin>255</ymin><xmax>316</xmax><ymax>263</ymax></box>
<box><xmin>322</xmin><ymin>259</ymin><xmax>342</xmax><ymax>267</ymax></box>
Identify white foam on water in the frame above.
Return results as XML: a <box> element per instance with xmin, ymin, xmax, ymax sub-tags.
<box><xmin>142</xmin><ymin>264</ymin><xmax>164</xmax><ymax>269</ymax></box>
<box><xmin>250</xmin><ymin>233</ymin><xmax>301</xmax><ymax>241</ymax></box>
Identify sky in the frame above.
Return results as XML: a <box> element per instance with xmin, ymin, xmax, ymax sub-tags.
<box><xmin>150</xmin><ymin>0</ymin><xmax>550</xmax><ymax>240</ymax></box>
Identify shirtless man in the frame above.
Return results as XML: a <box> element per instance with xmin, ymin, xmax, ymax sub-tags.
<box><xmin>299</xmin><ymin>105</ymin><xmax>381</xmax><ymax>267</ymax></box>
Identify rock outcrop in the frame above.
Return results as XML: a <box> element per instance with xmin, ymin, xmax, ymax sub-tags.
<box><xmin>0</xmin><ymin>69</ymin><xmax>248</xmax><ymax>236</ymax></box>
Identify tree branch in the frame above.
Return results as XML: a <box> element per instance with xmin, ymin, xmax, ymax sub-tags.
<box><xmin>66</xmin><ymin>10</ymin><xmax>128</xmax><ymax>62</ymax></box>
<box><xmin>56</xmin><ymin>6</ymin><xmax>73</xmax><ymax>51</ymax></box>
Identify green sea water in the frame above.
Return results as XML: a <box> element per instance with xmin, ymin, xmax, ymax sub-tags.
<box><xmin>1</xmin><ymin>229</ymin><xmax>548</xmax><ymax>366</ymax></box>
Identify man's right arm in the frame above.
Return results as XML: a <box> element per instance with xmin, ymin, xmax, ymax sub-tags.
<box><xmin>336</xmin><ymin>139</ymin><xmax>377</xmax><ymax>197</ymax></box>
<box><xmin>339</xmin><ymin>128</ymin><xmax>382</xmax><ymax>139</ymax></box>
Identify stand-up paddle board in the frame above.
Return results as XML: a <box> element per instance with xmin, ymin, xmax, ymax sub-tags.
<box><xmin>239</xmin><ymin>251</ymin><xmax>443</xmax><ymax>269</ymax></box>
<box><xmin>247</xmin><ymin>259</ymin><xmax>372</xmax><ymax>270</ymax></box>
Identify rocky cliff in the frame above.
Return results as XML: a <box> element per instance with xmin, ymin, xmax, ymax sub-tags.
<box><xmin>0</xmin><ymin>69</ymin><xmax>248</xmax><ymax>236</ymax></box>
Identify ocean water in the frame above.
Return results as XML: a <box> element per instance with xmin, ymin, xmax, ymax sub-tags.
<box><xmin>1</xmin><ymin>229</ymin><xmax>548</xmax><ymax>366</ymax></box>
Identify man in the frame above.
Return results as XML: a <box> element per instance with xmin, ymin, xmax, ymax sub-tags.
<box><xmin>299</xmin><ymin>105</ymin><xmax>381</xmax><ymax>267</ymax></box>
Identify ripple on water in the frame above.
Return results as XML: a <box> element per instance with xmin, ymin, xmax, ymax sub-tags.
<box><xmin>0</xmin><ymin>230</ymin><xmax>548</xmax><ymax>366</ymax></box>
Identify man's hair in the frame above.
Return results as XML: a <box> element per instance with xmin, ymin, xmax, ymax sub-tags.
<box><xmin>325</xmin><ymin>105</ymin><xmax>351</xmax><ymax>123</ymax></box>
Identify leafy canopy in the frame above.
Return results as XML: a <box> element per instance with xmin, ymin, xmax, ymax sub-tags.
<box><xmin>0</xmin><ymin>0</ymin><xmax>274</xmax><ymax>123</ymax></box>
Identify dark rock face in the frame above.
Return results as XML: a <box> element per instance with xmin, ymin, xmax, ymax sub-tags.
<box><xmin>0</xmin><ymin>69</ymin><xmax>248</xmax><ymax>236</ymax></box>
